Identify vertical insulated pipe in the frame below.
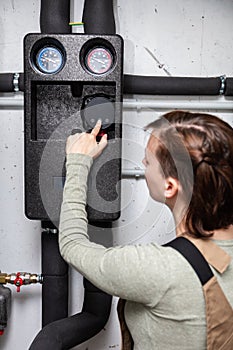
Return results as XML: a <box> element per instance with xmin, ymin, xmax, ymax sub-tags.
<box><xmin>82</xmin><ymin>0</ymin><xmax>116</xmax><ymax>34</ymax></box>
<box><xmin>29</xmin><ymin>223</ymin><xmax>113</xmax><ymax>350</ymax></box>
<box><xmin>40</xmin><ymin>0</ymin><xmax>71</xmax><ymax>34</ymax></box>
<box><xmin>41</xmin><ymin>230</ymin><xmax>68</xmax><ymax>326</ymax></box>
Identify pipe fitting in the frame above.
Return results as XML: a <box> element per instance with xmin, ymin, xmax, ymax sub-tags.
<box><xmin>13</xmin><ymin>73</ymin><xmax>20</xmax><ymax>92</ymax></box>
<box><xmin>0</xmin><ymin>272</ymin><xmax>43</xmax><ymax>292</ymax></box>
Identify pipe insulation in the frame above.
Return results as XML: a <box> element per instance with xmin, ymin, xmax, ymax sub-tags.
<box><xmin>40</xmin><ymin>0</ymin><xmax>71</xmax><ymax>34</ymax></box>
<box><xmin>1</xmin><ymin>74</ymin><xmax>233</xmax><ymax>96</ymax></box>
<box><xmin>82</xmin><ymin>0</ymin><xmax>116</xmax><ymax>34</ymax></box>
<box><xmin>123</xmin><ymin>74</ymin><xmax>225</xmax><ymax>95</ymax></box>
<box><xmin>29</xmin><ymin>279</ymin><xmax>112</xmax><ymax>350</ymax></box>
<box><xmin>41</xmin><ymin>230</ymin><xmax>68</xmax><ymax>326</ymax></box>
<box><xmin>225</xmin><ymin>78</ymin><xmax>233</xmax><ymax>96</ymax></box>
<box><xmin>0</xmin><ymin>73</ymin><xmax>24</xmax><ymax>92</ymax></box>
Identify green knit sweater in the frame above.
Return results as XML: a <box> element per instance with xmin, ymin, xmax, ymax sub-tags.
<box><xmin>59</xmin><ymin>153</ymin><xmax>233</xmax><ymax>350</ymax></box>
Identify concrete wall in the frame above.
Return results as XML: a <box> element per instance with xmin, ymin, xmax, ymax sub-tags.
<box><xmin>0</xmin><ymin>0</ymin><xmax>232</xmax><ymax>349</ymax></box>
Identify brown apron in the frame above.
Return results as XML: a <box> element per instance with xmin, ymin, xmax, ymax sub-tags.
<box><xmin>117</xmin><ymin>236</ymin><xmax>233</xmax><ymax>350</ymax></box>
<box><xmin>188</xmin><ymin>236</ymin><xmax>233</xmax><ymax>350</ymax></box>
<box><xmin>117</xmin><ymin>298</ymin><xmax>134</xmax><ymax>350</ymax></box>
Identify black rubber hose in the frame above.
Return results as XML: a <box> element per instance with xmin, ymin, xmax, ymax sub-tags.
<box><xmin>40</xmin><ymin>0</ymin><xmax>71</xmax><ymax>34</ymax></box>
<box><xmin>225</xmin><ymin>78</ymin><xmax>233</xmax><ymax>96</ymax></box>
<box><xmin>41</xmin><ymin>230</ymin><xmax>68</xmax><ymax>326</ymax></box>
<box><xmin>29</xmin><ymin>279</ymin><xmax>112</xmax><ymax>350</ymax></box>
<box><xmin>0</xmin><ymin>73</ymin><xmax>24</xmax><ymax>92</ymax></box>
<box><xmin>82</xmin><ymin>0</ymin><xmax>116</xmax><ymax>34</ymax></box>
<box><xmin>123</xmin><ymin>74</ymin><xmax>222</xmax><ymax>95</ymax></box>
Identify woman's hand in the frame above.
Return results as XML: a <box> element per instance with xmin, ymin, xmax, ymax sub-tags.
<box><xmin>66</xmin><ymin>119</ymin><xmax>108</xmax><ymax>159</ymax></box>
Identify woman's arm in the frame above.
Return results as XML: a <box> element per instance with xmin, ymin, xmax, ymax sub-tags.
<box><xmin>59</xmin><ymin>122</ymin><xmax>170</xmax><ymax>305</ymax></box>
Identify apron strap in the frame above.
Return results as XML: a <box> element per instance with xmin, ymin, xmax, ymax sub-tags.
<box><xmin>164</xmin><ymin>236</ymin><xmax>213</xmax><ymax>285</ymax></box>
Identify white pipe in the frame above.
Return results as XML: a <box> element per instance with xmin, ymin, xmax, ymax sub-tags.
<box><xmin>0</xmin><ymin>96</ymin><xmax>232</xmax><ymax>110</ymax></box>
<box><xmin>122</xmin><ymin>168</ymin><xmax>144</xmax><ymax>177</ymax></box>
<box><xmin>123</xmin><ymin>99</ymin><xmax>233</xmax><ymax>111</ymax></box>
<box><xmin>0</xmin><ymin>97</ymin><xmax>24</xmax><ymax>108</ymax></box>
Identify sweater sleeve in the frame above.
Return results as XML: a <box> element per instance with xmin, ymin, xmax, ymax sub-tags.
<box><xmin>59</xmin><ymin>153</ymin><xmax>170</xmax><ymax>306</ymax></box>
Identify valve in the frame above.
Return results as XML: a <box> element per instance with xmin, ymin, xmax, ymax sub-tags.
<box><xmin>0</xmin><ymin>272</ymin><xmax>43</xmax><ymax>292</ymax></box>
<box><xmin>14</xmin><ymin>273</ymin><xmax>23</xmax><ymax>293</ymax></box>
<box><xmin>0</xmin><ymin>272</ymin><xmax>42</xmax><ymax>335</ymax></box>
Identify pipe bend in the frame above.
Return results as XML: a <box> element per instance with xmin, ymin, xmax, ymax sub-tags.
<box><xmin>29</xmin><ymin>312</ymin><xmax>110</xmax><ymax>350</ymax></box>
<box><xmin>29</xmin><ymin>279</ymin><xmax>112</xmax><ymax>350</ymax></box>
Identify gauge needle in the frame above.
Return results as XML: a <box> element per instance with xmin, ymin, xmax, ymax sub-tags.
<box><xmin>43</xmin><ymin>57</ymin><xmax>58</xmax><ymax>64</ymax></box>
<box><xmin>93</xmin><ymin>58</ymin><xmax>106</xmax><ymax>65</ymax></box>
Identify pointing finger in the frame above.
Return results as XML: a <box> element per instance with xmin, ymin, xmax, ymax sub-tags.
<box><xmin>90</xmin><ymin>119</ymin><xmax>102</xmax><ymax>136</ymax></box>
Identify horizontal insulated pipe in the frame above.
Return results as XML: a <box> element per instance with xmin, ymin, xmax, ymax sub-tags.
<box><xmin>82</xmin><ymin>0</ymin><xmax>116</xmax><ymax>34</ymax></box>
<box><xmin>0</xmin><ymin>73</ymin><xmax>24</xmax><ymax>92</ymax></box>
<box><xmin>123</xmin><ymin>74</ymin><xmax>224</xmax><ymax>95</ymax></box>
<box><xmin>40</xmin><ymin>0</ymin><xmax>71</xmax><ymax>34</ymax></box>
<box><xmin>225</xmin><ymin>78</ymin><xmax>233</xmax><ymax>96</ymax></box>
<box><xmin>29</xmin><ymin>279</ymin><xmax>112</xmax><ymax>350</ymax></box>
<box><xmin>1</xmin><ymin>73</ymin><xmax>233</xmax><ymax>96</ymax></box>
<box><xmin>41</xmin><ymin>229</ymin><xmax>68</xmax><ymax>326</ymax></box>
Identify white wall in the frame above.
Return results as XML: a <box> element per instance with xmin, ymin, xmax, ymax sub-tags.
<box><xmin>0</xmin><ymin>0</ymin><xmax>232</xmax><ymax>349</ymax></box>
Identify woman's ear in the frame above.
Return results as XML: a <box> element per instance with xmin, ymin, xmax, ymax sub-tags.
<box><xmin>164</xmin><ymin>177</ymin><xmax>179</xmax><ymax>199</ymax></box>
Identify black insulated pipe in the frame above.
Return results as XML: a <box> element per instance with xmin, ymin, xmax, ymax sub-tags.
<box><xmin>2</xmin><ymin>73</ymin><xmax>233</xmax><ymax>96</ymax></box>
<box><xmin>0</xmin><ymin>73</ymin><xmax>24</xmax><ymax>92</ymax></box>
<box><xmin>82</xmin><ymin>0</ymin><xmax>116</xmax><ymax>34</ymax></box>
<box><xmin>123</xmin><ymin>74</ymin><xmax>224</xmax><ymax>95</ymax></box>
<box><xmin>225</xmin><ymin>78</ymin><xmax>233</xmax><ymax>96</ymax></box>
<box><xmin>40</xmin><ymin>0</ymin><xmax>71</xmax><ymax>34</ymax></box>
<box><xmin>29</xmin><ymin>279</ymin><xmax>112</xmax><ymax>350</ymax></box>
<box><xmin>41</xmin><ymin>230</ymin><xmax>68</xmax><ymax>326</ymax></box>
<box><xmin>0</xmin><ymin>285</ymin><xmax>12</xmax><ymax>335</ymax></box>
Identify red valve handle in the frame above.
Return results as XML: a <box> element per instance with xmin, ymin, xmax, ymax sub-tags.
<box><xmin>14</xmin><ymin>273</ymin><xmax>23</xmax><ymax>292</ymax></box>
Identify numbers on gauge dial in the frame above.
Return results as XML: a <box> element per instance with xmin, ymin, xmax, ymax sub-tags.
<box><xmin>86</xmin><ymin>47</ymin><xmax>113</xmax><ymax>74</ymax></box>
<box><xmin>36</xmin><ymin>47</ymin><xmax>63</xmax><ymax>74</ymax></box>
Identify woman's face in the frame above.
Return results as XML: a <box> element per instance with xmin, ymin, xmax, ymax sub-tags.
<box><xmin>142</xmin><ymin>136</ymin><xmax>166</xmax><ymax>203</ymax></box>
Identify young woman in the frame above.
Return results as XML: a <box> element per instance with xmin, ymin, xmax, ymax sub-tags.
<box><xmin>59</xmin><ymin>111</ymin><xmax>233</xmax><ymax>350</ymax></box>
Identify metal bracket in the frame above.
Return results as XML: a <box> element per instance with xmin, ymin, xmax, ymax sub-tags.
<box><xmin>219</xmin><ymin>75</ymin><xmax>226</xmax><ymax>95</ymax></box>
<box><xmin>13</xmin><ymin>73</ymin><xmax>20</xmax><ymax>92</ymax></box>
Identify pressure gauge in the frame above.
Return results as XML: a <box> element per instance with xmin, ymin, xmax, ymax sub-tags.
<box><xmin>36</xmin><ymin>46</ymin><xmax>64</xmax><ymax>74</ymax></box>
<box><xmin>85</xmin><ymin>47</ymin><xmax>113</xmax><ymax>75</ymax></box>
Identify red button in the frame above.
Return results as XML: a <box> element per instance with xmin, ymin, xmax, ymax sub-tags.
<box><xmin>98</xmin><ymin>131</ymin><xmax>105</xmax><ymax>137</ymax></box>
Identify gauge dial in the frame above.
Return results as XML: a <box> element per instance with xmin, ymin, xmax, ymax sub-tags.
<box><xmin>85</xmin><ymin>47</ymin><xmax>113</xmax><ymax>75</ymax></box>
<box><xmin>36</xmin><ymin>47</ymin><xmax>63</xmax><ymax>74</ymax></box>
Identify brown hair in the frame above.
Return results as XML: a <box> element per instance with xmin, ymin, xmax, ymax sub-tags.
<box><xmin>146</xmin><ymin>111</ymin><xmax>233</xmax><ymax>238</ymax></box>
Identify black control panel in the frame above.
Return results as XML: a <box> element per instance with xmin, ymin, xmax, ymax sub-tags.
<box><xmin>24</xmin><ymin>34</ymin><xmax>123</xmax><ymax>223</ymax></box>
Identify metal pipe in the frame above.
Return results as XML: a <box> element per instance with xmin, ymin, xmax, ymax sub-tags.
<box><xmin>123</xmin><ymin>98</ymin><xmax>233</xmax><ymax>111</ymax></box>
<box><xmin>0</xmin><ymin>97</ymin><xmax>24</xmax><ymax>108</ymax></box>
<box><xmin>0</xmin><ymin>96</ymin><xmax>232</xmax><ymax>111</ymax></box>
<box><xmin>122</xmin><ymin>168</ymin><xmax>144</xmax><ymax>178</ymax></box>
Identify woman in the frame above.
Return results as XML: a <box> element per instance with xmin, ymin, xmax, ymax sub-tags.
<box><xmin>59</xmin><ymin>111</ymin><xmax>233</xmax><ymax>349</ymax></box>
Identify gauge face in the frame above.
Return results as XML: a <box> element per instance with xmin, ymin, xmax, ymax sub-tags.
<box><xmin>36</xmin><ymin>47</ymin><xmax>63</xmax><ymax>74</ymax></box>
<box><xmin>85</xmin><ymin>47</ymin><xmax>113</xmax><ymax>75</ymax></box>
